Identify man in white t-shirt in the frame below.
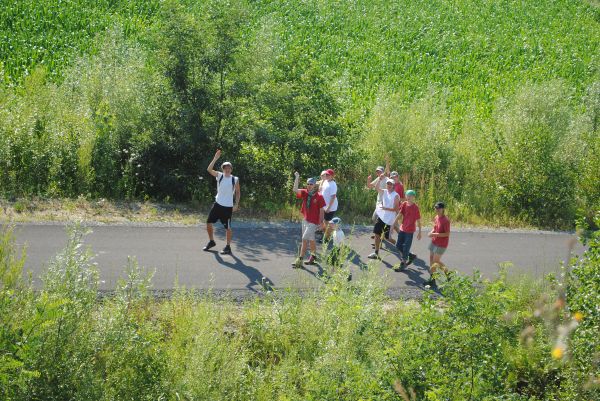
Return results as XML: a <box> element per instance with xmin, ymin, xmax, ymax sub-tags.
<box><xmin>319</xmin><ymin>168</ymin><xmax>338</xmax><ymax>242</ymax></box>
<box><xmin>368</xmin><ymin>178</ymin><xmax>400</xmax><ymax>260</ymax></box>
<box><xmin>203</xmin><ymin>149</ymin><xmax>240</xmax><ymax>255</ymax></box>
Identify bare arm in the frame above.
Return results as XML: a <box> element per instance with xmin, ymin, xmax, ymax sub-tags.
<box><xmin>293</xmin><ymin>172</ymin><xmax>301</xmax><ymax>194</ymax></box>
<box><xmin>416</xmin><ymin>219</ymin><xmax>422</xmax><ymax>240</ymax></box>
<box><xmin>207</xmin><ymin>149</ymin><xmax>221</xmax><ymax>177</ymax></box>
<box><xmin>233</xmin><ymin>179</ymin><xmax>241</xmax><ymax>212</ymax></box>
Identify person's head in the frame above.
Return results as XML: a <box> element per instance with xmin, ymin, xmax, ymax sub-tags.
<box><xmin>390</xmin><ymin>171</ymin><xmax>399</xmax><ymax>182</ymax></box>
<box><xmin>320</xmin><ymin>169</ymin><xmax>335</xmax><ymax>181</ymax></box>
<box><xmin>375</xmin><ymin>166</ymin><xmax>385</xmax><ymax>177</ymax></box>
<box><xmin>330</xmin><ymin>216</ymin><xmax>341</xmax><ymax>230</ymax></box>
<box><xmin>386</xmin><ymin>178</ymin><xmax>395</xmax><ymax>192</ymax></box>
<box><xmin>434</xmin><ymin>201</ymin><xmax>445</xmax><ymax>216</ymax></box>
<box><xmin>405</xmin><ymin>189</ymin><xmax>416</xmax><ymax>202</ymax></box>
<box><xmin>221</xmin><ymin>161</ymin><xmax>233</xmax><ymax>175</ymax></box>
<box><xmin>307</xmin><ymin>177</ymin><xmax>318</xmax><ymax>193</ymax></box>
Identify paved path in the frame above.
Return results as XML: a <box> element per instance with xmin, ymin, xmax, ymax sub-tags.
<box><xmin>10</xmin><ymin>222</ymin><xmax>585</xmax><ymax>298</ymax></box>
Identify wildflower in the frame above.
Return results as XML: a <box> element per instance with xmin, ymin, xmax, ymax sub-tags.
<box><xmin>573</xmin><ymin>312</ymin><xmax>584</xmax><ymax>322</ymax></box>
<box><xmin>551</xmin><ymin>345</ymin><xmax>565</xmax><ymax>360</ymax></box>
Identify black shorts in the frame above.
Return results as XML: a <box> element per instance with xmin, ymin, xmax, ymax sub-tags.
<box><xmin>373</xmin><ymin>218</ymin><xmax>391</xmax><ymax>237</ymax></box>
<box><xmin>207</xmin><ymin>202</ymin><xmax>233</xmax><ymax>229</ymax></box>
<box><xmin>324</xmin><ymin>211</ymin><xmax>336</xmax><ymax>222</ymax></box>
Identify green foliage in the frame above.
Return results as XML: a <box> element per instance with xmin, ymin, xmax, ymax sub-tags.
<box><xmin>1</xmin><ymin>226</ymin><xmax>599</xmax><ymax>399</ymax></box>
<box><xmin>0</xmin><ymin>0</ymin><xmax>599</xmax><ymax>227</ymax></box>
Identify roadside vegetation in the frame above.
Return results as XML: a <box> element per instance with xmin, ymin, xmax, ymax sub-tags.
<box><xmin>1</xmin><ymin>218</ymin><xmax>599</xmax><ymax>400</ymax></box>
<box><xmin>1</xmin><ymin>0</ymin><xmax>599</xmax><ymax>229</ymax></box>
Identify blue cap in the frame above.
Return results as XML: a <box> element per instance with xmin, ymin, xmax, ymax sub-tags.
<box><xmin>307</xmin><ymin>177</ymin><xmax>317</xmax><ymax>185</ymax></box>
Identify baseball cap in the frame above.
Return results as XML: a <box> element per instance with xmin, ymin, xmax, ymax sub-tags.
<box><xmin>434</xmin><ymin>202</ymin><xmax>445</xmax><ymax>209</ymax></box>
<box><xmin>221</xmin><ymin>161</ymin><xmax>232</xmax><ymax>168</ymax></box>
<box><xmin>307</xmin><ymin>177</ymin><xmax>317</xmax><ymax>185</ymax></box>
<box><xmin>320</xmin><ymin>170</ymin><xmax>329</xmax><ymax>176</ymax></box>
<box><xmin>390</xmin><ymin>171</ymin><xmax>399</xmax><ymax>177</ymax></box>
<box><xmin>326</xmin><ymin>169</ymin><xmax>335</xmax><ymax>176</ymax></box>
<box><xmin>405</xmin><ymin>189</ymin><xmax>416</xmax><ymax>197</ymax></box>
<box><xmin>331</xmin><ymin>217</ymin><xmax>341</xmax><ymax>225</ymax></box>
<box><xmin>386</xmin><ymin>178</ymin><xmax>395</xmax><ymax>184</ymax></box>
<box><xmin>376</xmin><ymin>166</ymin><xmax>385</xmax><ymax>172</ymax></box>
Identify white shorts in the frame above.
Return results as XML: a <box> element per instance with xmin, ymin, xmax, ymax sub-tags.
<box><xmin>302</xmin><ymin>221</ymin><xmax>318</xmax><ymax>241</ymax></box>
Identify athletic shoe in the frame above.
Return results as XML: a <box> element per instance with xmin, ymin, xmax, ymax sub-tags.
<box><xmin>406</xmin><ymin>253</ymin><xmax>416</xmax><ymax>265</ymax></box>
<box><xmin>367</xmin><ymin>252</ymin><xmax>379</xmax><ymax>260</ymax></box>
<box><xmin>203</xmin><ymin>240</ymin><xmax>216</xmax><ymax>251</ymax></box>
<box><xmin>220</xmin><ymin>245</ymin><xmax>232</xmax><ymax>255</ymax></box>
<box><xmin>292</xmin><ymin>258</ymin><xmax>303</xmax><ymax>269</ymax></box>
<box><xmin>304</xmin><ymin>255</ymin><xmax>317</xmax><ymax>265</ymax></box>
<box><xmin>424</xmin><ymin>278</ymin><xmax>436</xmax><ymax>287</ymax></box>
<box><xmin>393</xmin><ymin>261</ymin><xmax>406</xmax><ymax>272</ymax></box>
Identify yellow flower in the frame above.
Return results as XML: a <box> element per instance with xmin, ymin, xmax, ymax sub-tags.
<box><xmin>551</xmin><ymin>345</ymin><xmax>565</xmax><ymax>360</ymax></box>
<box><xmin>573</xmin><ymin>312</ymin><xmax>584</xmax><ymax>322</ymax></box>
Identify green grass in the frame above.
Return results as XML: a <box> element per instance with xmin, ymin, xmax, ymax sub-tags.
<box><xmin>1</xmin><ymin>224</ymin><xmax>599</xmax><ymax>399</ymax></box>
<box><xmin>0</xmin><ymin>0</ymin><xmax>599</xmax><ymax>228</ymax></box>
<box><xmin>0</xmin><ymin>0</ymin><xmax>160</xmax><ymax>84</ymax></box>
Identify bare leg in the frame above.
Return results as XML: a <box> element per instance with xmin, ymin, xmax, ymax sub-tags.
<box><xmin>431</xmin><ymin>254</ymin><xmax>448</xmax><ymax>274</ymax></box>
<box><xmin>309</xmin><ymin>240</ymin><xmax>317</xmax><ymax>255</ymax></box>
<box><xmin>374</xmin><ymin>234</ymin><xmax>382</xmax><ymax>253</ymax></box>
<box><xmin>207</xmin><ymin>223</ymin><xmax>214</xmax><ymax>241</ymax></box>
<box><xmin>226</xmin><ymin>228</ymin><xmax>232</xmax><ymax>245</ymax></box>
<box><xmin>299</xmin><ymin>240</ymin><xmax>308</xmax><ymax>259</ymax></box>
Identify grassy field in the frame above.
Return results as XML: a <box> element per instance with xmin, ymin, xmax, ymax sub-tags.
<box><xmin>0</xmin><ymin>0</ymin><xmax>599</xmax><ymax>229</ymax></box>
<box><xmin>1</xmin><ymin>223</ymin><xmax>599</xmax><ymax>399</ymax></box>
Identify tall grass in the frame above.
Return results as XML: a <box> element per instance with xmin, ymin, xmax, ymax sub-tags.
<box><xmin>1</xmin><ymin>224</ymin><xmax>599</xmax><ymax>399</ymax></box>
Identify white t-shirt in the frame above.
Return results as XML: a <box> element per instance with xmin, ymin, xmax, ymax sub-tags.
<box><xmin>215</xmin><ymin>172</ymin><xmax>238</xmax><ymax>207</ymax></box>
<box><xmin>320</xmin><ymin>180</ymin><xmax>338</xmax><ymax>211</ymax></box>
<box><xmin>376</xmin><ymin>190</ymin><xmax>399</xmax><ymax>225</ymax></box>
<box><xmin>332</xmin><ymin>228</ymin><xmax>345</xmax><ymax>246</ymax></box>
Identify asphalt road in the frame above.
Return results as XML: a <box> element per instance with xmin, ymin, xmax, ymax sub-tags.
<box><xmin>10</xmin><ymin>222</ymin><xmax>585</xmax><ymax>298</ymax></box>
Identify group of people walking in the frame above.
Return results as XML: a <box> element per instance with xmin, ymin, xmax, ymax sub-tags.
<box><xmin>202</xmin><ymin>150</ymin><xmax>452</xmax><ymax>287</ymax></box>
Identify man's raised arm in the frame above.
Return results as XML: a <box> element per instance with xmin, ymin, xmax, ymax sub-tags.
<box><xmin>207</xmin><ymin>149</ymin><xmax>221</xmax><ymax>177</ymax></box>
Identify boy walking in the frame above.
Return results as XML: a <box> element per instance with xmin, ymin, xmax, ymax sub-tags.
<box><xmin>368</xmin><ymin>179</ymin><xmax>400</xmax><ymax>260</ymax></box>
<box><xmin>425</xmin><ymin>202</ymin><xmax>451</xmax><ymax>287</ymax></box>
<box><xmin>203</xmin><ymin>149</ymin><xmax>240</xmax><ymax>255</ymax></box>
<box><xmin>293</xmin><ymin>172</ymin><xmax>326</xmax><ymax>268</ymax></box>
<box><xmin>394</xmin><ymin>189</ymin><xmax>421</xmax><ymax>269</ymax></box>
<box><xmin>319</xmin><ymin>169</ymin><xmax>338</xmax><ymax>242</ymax></box>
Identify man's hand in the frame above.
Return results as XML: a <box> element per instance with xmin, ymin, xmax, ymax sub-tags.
<box><xmin>214</xmin><ymin>149</ymin><xmax>221</xmax><ymax>160</ymax></box>
<box><xmin>367</xmin><ymin>174</ymin><xmax>372</xmax><ymax>182</ymax></box>
<box><xmin>294</xmin><ymin>171</ymin><xmax>300</xmax><ymax>179</ymax></box>
<box><xmin>233</xmin><ymin>205</ymin><xmax>239</xmax><ymax>212</ymax></box>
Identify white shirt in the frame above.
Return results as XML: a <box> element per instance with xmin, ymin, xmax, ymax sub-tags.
<box><xmin>215</xmin><ymin>172</ymin><xmax>238</xmax><ymax>207</ymax></box>
<box><xmin>376</xmin><ymin>190</ymin><xmax>399</xmax><ymax>225</ymax></box>
<box><xmin>332</xmin><ymin>228</ymin><xmax>345</xmax><ymax>246</ymax></box>
<box><xmin>320</xmin><ymin>180</ymin><xmax>338</xmax><ymax>212</ymax></box>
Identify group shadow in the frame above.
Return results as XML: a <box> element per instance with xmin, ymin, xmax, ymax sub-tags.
<box><xmin>211</xmin><ymin>251</ymin><xmax>275</xmax><ymax>294</ymax></box>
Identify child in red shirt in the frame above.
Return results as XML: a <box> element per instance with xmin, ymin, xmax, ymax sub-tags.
<box><xmin>394</xmin><ymin>189</ymin><xmax>421</xmax><ymax>269</ymax></box>
<box><xmin>292</xmin><ymin>172</ymin><xmax>326</xmax><ymax>268</ymax></box>
<box><xmin>425</xmin><ymin>202</ymin><xmax>451</xmax><ymax>287</ymax></box>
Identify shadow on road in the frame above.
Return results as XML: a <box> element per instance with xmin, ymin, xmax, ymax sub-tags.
<box><xmin>212</xmin><ymin>252</ymin><xmax>274</xmax><ymax>293</ymax></box>
<box><xmin>216</xmin><ymin>227</ymin><xmax>298</xmax><ymax>261</ymax></box>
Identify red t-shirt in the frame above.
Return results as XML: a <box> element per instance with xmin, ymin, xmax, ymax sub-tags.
<box><xmin>432</xmin><ymin>215</ymin><xmax>451</xmax><ymax>248</ymax></box>
<box><xmin>297</xmin><ymin>189</ymin><xmax>326</xmax><ymax>225</ymax></box>
<box><xmin>394</xmin><ymin>182</ymin><xmax>405</xmax><ymax>199</ymax></box>
<box><xmin>399</xmin><ymin>201</ymin><xmax>421</xmax><ymax>233</ymax></box>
